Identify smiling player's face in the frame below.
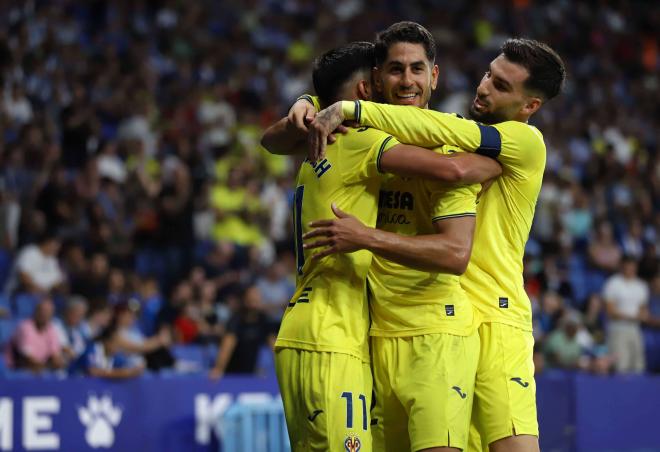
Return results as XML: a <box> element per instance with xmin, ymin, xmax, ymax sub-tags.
<box><xmin>374</xmin><ymin>42</ymin><xmax>438</xmax><ymax>109</ymax></box>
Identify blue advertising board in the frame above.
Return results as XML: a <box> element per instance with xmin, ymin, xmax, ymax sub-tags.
<box><xmin>0</xmin><ymin>375</ymin><xmax>280</xmax><ymax>452</ymax></box>
<box><xmin>1</xmin><ymin>373</ymin><xmax>659</xmax><ymax>451</ymax></box>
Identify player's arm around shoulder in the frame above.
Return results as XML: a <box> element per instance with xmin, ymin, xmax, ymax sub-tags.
<box><xmin>379</xmin><ymin>143</ymin><xmax>502</xmax><ymax>185</ymax></box>
<box><xmin>260</xmin><ymin>95</ymin><xmax>320</xmax><ymax>155</ymax></box>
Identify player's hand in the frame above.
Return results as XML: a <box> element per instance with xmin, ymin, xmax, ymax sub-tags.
<box><xmin>308</xmin><ymin>102</ymin><xmax>345</xmax><ymax>162</ymax></box>
<box><xmin>287</xmin><ymin>99</ymin><xmax>317</xmax><ymax>134</ymax></box>
<box><xmin>303</xmin><ymin>203</ymin><xmax>369</xmax><ymax>259</ymax></box>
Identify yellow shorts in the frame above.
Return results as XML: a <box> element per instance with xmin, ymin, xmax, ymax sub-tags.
<box><xmin>275</xmin><ymin>348</ymin><xmax>372</xmax><ymax>452</ymax></box>
<box><xmin>371</xmin><ymin>332</ymin><xmax>480</xmax><ymax>452</ymax></box>
<box><xmin>468</xmin><ymin>322</ymin><xmax>539</xmax><ymax>450</ymax></box>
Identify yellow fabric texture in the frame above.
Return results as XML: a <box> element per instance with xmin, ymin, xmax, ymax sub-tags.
<box><xmin>275</xmin><ymin>349</ymin><xmax>373</xmax><ymax>452</ymax></box>
<box><xmin>371</xmin><ymin>332</ymin><xmax>480</xmax><ymax>451</ymax></box>
<box><xmin>356</xmin><ymin>101</ymin><xmax>546</xmax><ymax>331</ymax></box>
<box><xmin>368</xmin><ymin>144</ymin><xmax>480</xmax><ymax>337</ymax></box>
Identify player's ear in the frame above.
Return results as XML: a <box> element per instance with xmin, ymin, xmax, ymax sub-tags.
<box><xmin>521</xmin><ymin>96</ymin><xmax>542</xmax><ymax>116</ymax></box>
<box><xmin>357</xmin><ymin>79</ymin><xmax>371</xmax><ymax>101</ymax></box>
<box><xmin>430</xmin><ymin>64</ymin><xmax>439</xmax><ymax>90</ymax></box>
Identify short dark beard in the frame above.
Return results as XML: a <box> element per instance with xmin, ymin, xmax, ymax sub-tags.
<box><xmin>468</xmin><ymin>105</ymin><xmax>507</xmax><ymax>125</ymax></box>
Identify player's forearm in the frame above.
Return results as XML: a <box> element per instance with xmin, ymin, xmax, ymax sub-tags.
<box><xmin>260</xmin><ymin>117</ymin><xmax>307</xmax><ymax>155</ymax></box>
<box><xmin>361</xmin><ymin>228</ymin><xmax>470</xmax><ymax>275</ymax></box>
<box><xmin>382</xmin><ymin>145</ymin><xmax>502</xmax><ymax>184</ymax></box>
<box><xmin>342</xmin><ymin>101</ymin><xmax>483</xmax><ymax>150</ymax></box>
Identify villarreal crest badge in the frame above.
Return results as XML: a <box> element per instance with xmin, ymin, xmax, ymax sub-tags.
<box><xmin>344</xmin><ymin>434</ymin><xmax>361</xmax><ymax>452</ymax></box>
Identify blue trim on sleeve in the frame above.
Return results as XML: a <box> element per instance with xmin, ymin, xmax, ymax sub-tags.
<box><xmin>476</xmin><ymin>124</ymin><xmax>502</xmax><ymax>159</ymax></box>
<box><xmin>376</xmin><ymin>136</ymin><xmax>394</xmax><ymax>174</ymax></box>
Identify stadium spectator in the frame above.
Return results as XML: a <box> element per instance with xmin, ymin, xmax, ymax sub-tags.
<box><xmin>583</xmin><ymin>293</ymin><xmax>608</xmax><ymax>343</ymax></box>
<box><xmin>209</xmin><ymin>285</ymin><xmax>275</xmax><ymax>379</ymax></box>
<box><xmin>544</xmin><ymin>311</ymin><xmax>589</xmax><ymax>370</ymax></box>
<box><xmin>534</xmin><ymin>291</ymin><xmax>565</xmax><ymax>340</ymax></box>
<box><xmin>588</xmin><ymin>221</ymin><xmax>623</xmax><ymax>275</ymax></box>
<box><xmin>255</xmin><ymin>259</ymin><xmax>295</xmax><ymax>331</ymax></box>
<box><xmin>54</xmin><ymin>295</ymin><xmax>89</xmax><ymax>365</ymax></box>
<box><xmin>603</xmin><ymin>257</ymin><xmax>650</xmax><ymax>373</ymax></box>
<box><xmin>114</xmin><ymin>299</ymin><xmax>174</xmax><ymax>371</ymax></box>
<box><xmin>6</xmin><ymin>230</ymin><xmax>65</xmax><ymax>296</ymax></box>
<box><xmin>70</xmin><ymin>252</ymin><xmax>110</xmax><ymax>302</ymax></box>
<box><xmin>81</xmin><ymin>302</ymin><xmax>114</xmax><ymax>340</ymax></box>
<box><xmin>7</xmin><ymin>297</ymin><xmax>65</xmax><ymax>373</ymax></box>
<box><xmin>71</xmin><ymin>318</ymin><xmax>145</xmax><ymax>379</ymax></box>
<box><xmin>644</xmin><ymin>274</ymin><xmax>660</xmax><ymax>328</ymax></box>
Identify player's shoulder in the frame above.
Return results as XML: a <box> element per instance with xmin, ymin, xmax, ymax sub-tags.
<box><xmin>335</xmin><ymin>126</ymin><xmax>394</xmax><ymax>155</ymax></box>
<box><xmin>493</xmin><ymin>121</ymin><xmax>546</xmax><ymax>150</ymax></box>
<box><xmin>347</xmin><ymin>125</ymin><xmax>391</xmax><ymax>140</ymax></box>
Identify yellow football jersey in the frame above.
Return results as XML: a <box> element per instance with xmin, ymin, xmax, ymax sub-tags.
<box><xmin>275</xmin><ymin>127</ymin><xmax>400</xmax><ymax>362</ymax></box>
<box><xmin>352</xmin><ymin>101</ymin><xmax>546</xmax><ymax>331</ymax></box>
<box><xmin>367</xmin><ymin>145</ymin><xmax>480</xmax><ymax>337</ymax></box>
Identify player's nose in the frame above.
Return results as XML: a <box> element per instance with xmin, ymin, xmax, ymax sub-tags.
<box><xmin>476</xmin><ymin>78</ymin><xmax>490</xmax><ymax>97</ymax></box>
<box><xmin>400</xmin><ymin>68</ymin><xmax>414</xmax><ymax>87</ymax></box>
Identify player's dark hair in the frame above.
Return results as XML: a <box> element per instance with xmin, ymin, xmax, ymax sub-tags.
<box><xmin>501</xmin><ymin>38</ymin><xmax>566</xmax><ymax>101</ymax></box>
<box><xmin>374</xmin><ymin>21</ymin><xmax>436</xmax><ymax>66</ymax></box>
<box><xmin>312</xmin><ymin>41</ymin><xmax>375</xmax><ymax>107</ymax></box>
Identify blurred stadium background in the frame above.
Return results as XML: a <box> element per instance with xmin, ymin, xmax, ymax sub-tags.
<box><xmin>0</xmin><ymin>0</ymin><xmax>657</xmax><ymax>451</ymax></box>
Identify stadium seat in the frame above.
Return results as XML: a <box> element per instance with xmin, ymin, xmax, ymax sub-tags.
<box><xmin>12</xmin><ymin>292</ymin><xmax>39</xmax><ymax>319</ymax></box>
<box><xmin>0</xmin><ymin>249</ymin><xmax>11</xmax><ymax>289</ymax></box>
<box><xmin>171</xmin><ymin>344</ymin><xmax>206</xmax><ymax>373</ymax></box>
<box><xmin>205</xmin><ymin>343</ymin><xmax>219</xmax><ymax>368</ymax></box>
<box><xmin>0</xmin><ymin>294</ymin><xmax>10</xmax><ymax>314</ymax></box>
<box><xmin>0</xmin><ymin>318</ymin><xmax>18</xmax><ymax>347</ymax></box>
<box><xmin>256</xmin><ymin>346</ymin><xmax>276</xmax><ymax>377</ymax></box>
<box><xmin>643</xmin><ymin>328</ymin><xmax>660</xmax><ymax>373</ymax></box>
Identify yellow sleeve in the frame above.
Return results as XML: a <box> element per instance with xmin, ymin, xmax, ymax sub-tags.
<box><xmin>492</xmin><ymin>121</ymin><xmax>546</xmax><ymax>180</ymax></box>
<box><xmin>429</xmin><ymin>182</ymin><xmax>479</xmax><ymax>222</ymax></box>
<box><xmin>343</xmin><ymin>100</ymin><xmax>546</xmax><ymax>181</ymax></box>
<box><xmin>297</xmin><ymin>94</ymin><xmax>321</xmax><ymax>111</ymax></box>
<box><xmin>342</xmin><ymin>101</ymin><xmax>484</xmax><ymax>151</ymax></box>
<box><xmin>342</xmin><ymin>128</ymin><xmax>400</xmax><ymax>185</ymax></box>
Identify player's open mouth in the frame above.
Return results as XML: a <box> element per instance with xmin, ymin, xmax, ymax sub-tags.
<box><xmin>395</xmin><ymin>93</ymin><xmax>419</xmax><ymax>104</ymax></box>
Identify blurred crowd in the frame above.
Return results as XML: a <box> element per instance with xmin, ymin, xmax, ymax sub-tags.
<box><xmin>0</xmin><ymin>0</ymin><xmax>657</xmax><ymax>379</ymax></box>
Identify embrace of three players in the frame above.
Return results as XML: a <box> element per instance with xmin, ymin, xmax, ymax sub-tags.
<box><xmin>260</xmin><ymin>20</ymin><xmax>566</xmax><ymax>452</ymax></box>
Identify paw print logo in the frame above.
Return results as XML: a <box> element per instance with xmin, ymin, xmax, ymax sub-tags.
<box><xmin>78</xmin><ymin>395</ymin><xmax>123</xmax><ymax>448</ymax></box>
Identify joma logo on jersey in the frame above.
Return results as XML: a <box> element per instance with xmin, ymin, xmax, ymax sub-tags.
<box><xmin>378</xmin><ymin>190</ymin><xmax>414</xmax><ymax>210</ymax></box>
<box><xmin>306</xmin><ymin>158</ymin><xmax>332</xmax><ymax>178</ymax></box>
<box><xmin>344</xmin><ymin>434</ymin><xmax>361</xmax><ymax>452</ymax></box>
<box><xmin>377</xmin><ymin>212</ymin><xmax>411</xmax><ymax>225</ymax></box>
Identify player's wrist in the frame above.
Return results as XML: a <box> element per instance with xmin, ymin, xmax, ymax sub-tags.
<box><xmin>295</xmin><ymin>94</ymin><xmax>320</xmax><ymax>111</ymax></box>
<box><xmin>341</xmin><ymin>100</ymin><xmax>361</xmax><ymax>123</ymax></box>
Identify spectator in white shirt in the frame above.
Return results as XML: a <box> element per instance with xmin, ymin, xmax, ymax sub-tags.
<box><xmin>603</xmin><ymin>256</ymin><xmax>650</xmax><ymax>373</ymax></box>
<box><xmin>6</xmin><ymin>231</ymin><xmax>65</xmax><ymax>296</ymax></box>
